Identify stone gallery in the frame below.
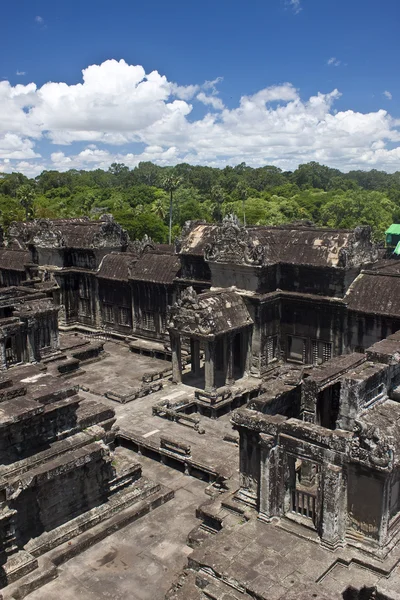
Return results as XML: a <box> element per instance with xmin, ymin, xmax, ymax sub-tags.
<box><xmin>1</xmin><ymin>214</ymin><xmax>400</xmax><ymax>598</ymax></box>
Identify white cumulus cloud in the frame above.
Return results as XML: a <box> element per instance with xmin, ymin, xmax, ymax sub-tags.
<box><xmin>327</xmin><ymin>57</ymin><xmax>341</xmax><ymax>67</ymax></box>
<box><xmin>0</xmin><ymin>59</ymin><xmax>400</xmax><ymax>175</ymax></box>
<box><xmin>384</xmin><ymin>90</ymin><xmax>393</xmax><ymax>100</ymax></box>
<box><xmin>197</xmin><ymin>92</ymin><xmax>224</xmax><ymax>110</ymax></box>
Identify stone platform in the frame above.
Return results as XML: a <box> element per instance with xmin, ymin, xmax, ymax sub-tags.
<box><xmin>167</xmin><ymin>511</ymin><xmax>400</xmax><ymax>600</ymax></box>
<box><xmin>2</xmin><ymin>450</ymin><xmax>173</xmax><ymax>599</ymax></box>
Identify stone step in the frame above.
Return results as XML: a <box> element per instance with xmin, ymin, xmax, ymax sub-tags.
<box><xmin>187</xmin><ymin>523</ymin><xmax>215</xmax><ymax>548</ymax></box>
<box><xmin>41</xmin><ymin>353</ymin><xmax>67</xmax><ymax>365</ymax></box>
<box><xmin>47</xmin><ymin>483</ymin><xmax>173</xmax><ymax>567</ymax></box>
<box><xmin>278</xmin><ymin>515</ymin><xmax>320</xmax><ymax>543</ymax></box>
<box><xmin>195</xmin><ymin>571</ymin><xmax>247</xmax><ymax>600</ymax></box>
<box><xmin>25</xmin><ymin>477</ymin><xmax>167</xmax><ymax>558</ymax></box>
<box><xmin>56</xmin><ymin>357</ymin><xmax>81</xmax><ymax>375</ymax></box>
<box><xmin>2</xmin><ymin>557</ymin><xmax>57</xmax><ymax>599</ymax></box>
<box><xmin>0</xmin><ymin>431</ymin><xmax>97</xmax><ymax>484</ymax></box>
<box><xmin>0</xmin><ymin>551</ymin><xmax>38</xmax><ymax>588</ymax></box>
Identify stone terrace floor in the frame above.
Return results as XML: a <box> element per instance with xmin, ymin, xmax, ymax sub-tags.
<box><xmin>69</xmin><ymin>337</ymin><xmax>169</xmax><ymax>395</ymax></box>
<box><xmin>171</xmin><ymin>515</ymin><xmax>400</xmax><ymax>600</ymax></box>
<box><xmin>71</xmin><ymin>337</ymin><xmax>241</xmax><ymax>482</ymax></box>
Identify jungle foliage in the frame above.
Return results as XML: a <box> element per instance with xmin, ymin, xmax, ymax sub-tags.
<box><xmin>1</xmin><ymin>161</ymin><xmax>399</xmax><ymax>243</ymax></box>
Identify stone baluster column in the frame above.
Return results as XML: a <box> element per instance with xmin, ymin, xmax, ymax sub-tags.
<box><xmin>204</xmin><ymin>340</ymin><xmax>216</xmax><ymax>393</ymax></box>
<box><xmin>170</xmin><ymin>332</ymin><xmax>182</xmax><ymax>384</ymax></box>
<box><xmin>258</xmin><ymin>433</ymin><xmax>281</xmax><ymax>522</ymax></box>
<box><xmin>320</xmin><ymin>463</ymin><xmax>347</xmax><ymax>550</ymax></box>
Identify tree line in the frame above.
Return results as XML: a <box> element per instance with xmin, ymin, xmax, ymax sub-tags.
<box><xmin>1</xmin><ymin>161</ymin><xmax>400</xmax><ymax>243</ymax></box>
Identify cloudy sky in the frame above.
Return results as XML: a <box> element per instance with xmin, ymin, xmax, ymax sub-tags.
<box><xmin>1</xmin><ymin>0</ymin><xmax>399</xmax><ymax>177</ymax></box>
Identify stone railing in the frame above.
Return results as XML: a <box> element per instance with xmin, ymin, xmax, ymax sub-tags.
<box><xmin>152</xmin><ymin>399</ymin><xmax>205</xmax><ymax>434</ymax></box>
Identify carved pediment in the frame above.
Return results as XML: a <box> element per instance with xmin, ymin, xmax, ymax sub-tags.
<box><xmin>204</xmin><ymin>214</ymin><xmax>265</xmax><ymax>266</ymax></box>
<box><xmin>129</xmin><ymin>234</ymin><xmax>156</xmax><ymax>257</ymax></box>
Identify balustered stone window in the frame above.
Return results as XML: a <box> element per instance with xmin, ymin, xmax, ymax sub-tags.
<box><xmin>312</xmin><ymin>340</ymin><xmax>332</xmax><ymax>365</ymax></box>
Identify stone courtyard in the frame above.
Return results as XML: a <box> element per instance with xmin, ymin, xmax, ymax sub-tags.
<box><xmin>2</xmin><ymin>216</ymin><xmax>400</xmax><ymax>599</ymax></box>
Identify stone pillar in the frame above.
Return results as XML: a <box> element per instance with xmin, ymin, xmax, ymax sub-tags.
<box><xmin>320</xmin><ymin>463</ymin><xmax>347</xmax><ymax>550</ymax></box>
<box><xmin>258</xmin><ymin>434</ymin><xmax>282</xmax><ymax>522</ymax></box>
<box><xmin>225</xmin><ymin>335</ymin><xmax>234</xmax><ymax>385</ymax></box>
<box><xmin>170</xmin><ymin>332</ymin><xmax>182</xmax><ymax>384</ymax></box>
<box><xmin>244</xmin><ymin>327</ymin><xmax>252</xmax><ymax>376</ymax></box>
<box><xmin>204</xmin><ymin>340</ymin><xmax>216</xmax><ymax>393</ymax></box>
<box><xmin>190</xmin><ymin>338</ymin><xmax>201</xmax><ymax>376</ymax></box>
<box><xmin>378</xmin><ymin>474</ymin><xmax>392</xmax><ymax>548</ymax></box>
<box><xmin>27</xmin><ymin>329</ymin><xmax>37</xmax><ymax>363</ymax></box>
<box><xmin>0</xmin><ymin>338</ymin><xmax>6</xmax><ymax>370</ymax></box>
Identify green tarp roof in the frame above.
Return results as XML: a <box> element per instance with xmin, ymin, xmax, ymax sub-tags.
<box><xmin>386</xmin><ymin>224</ymin><xmax>400</xmax><ymax>235</ymax></box>
<box><xmin>394</xmin><ymin>241</ymin><xmax>400</xmax><ymax>256</ymax></box>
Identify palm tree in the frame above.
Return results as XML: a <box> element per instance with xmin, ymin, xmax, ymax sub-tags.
<box><xmin>16</xmin><ymin>184</ymin><xmax>36</xmax><ymax>221</ymax></box>
<box><xmin>162</xmin><ymin>174</ymin><xmax>182</xmax><ymax>244</ymax></box>
<box><xmin>236</xmin><ymin>182</ymin><xmax>248</xmax><ymax>226</ymax></box>
<box><xmin>151</xmin><ymin>198</ymin><xmax>167</xmax><ymax>221</ymax></box>
<box><xmin>211</xmin><ymin>185</ymin><xmax>225</xmax><ymax>223</ymax></box>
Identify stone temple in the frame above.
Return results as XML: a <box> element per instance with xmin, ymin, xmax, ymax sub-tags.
<box><xmin>0</xmin><ymin>214</ymin><xmax>400</xmax><ymax>598</ymax></box>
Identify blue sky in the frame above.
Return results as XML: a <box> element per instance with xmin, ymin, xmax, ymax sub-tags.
<box><xmin>1</xmin><ymin>0</ymin><xmax>399</xmax><ymax>176</ymax></box>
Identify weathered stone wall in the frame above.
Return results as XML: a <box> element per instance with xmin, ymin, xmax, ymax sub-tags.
<box><xmin>278</xmin><ymin>264</ymin><xmax>359</xmax><ymax>298</ymax></box>
<box><xmin>0</xmin><ymin>399</ymin><xmax>79</xmax><ymax>465</ymax></box>
<box><xmin>180</xmin><ymin>255</ymin><xmax>211</xmax><ymax>283</ymax></box>
<box><xmin>347</xmin><ymin>312</ymin><xmax>400</xmax><ymax>354</ymax></box>
<box><xmin>132</xmin><ymin>281</ymin><xmax>172</xmax><ymax>340</ymax></box>
<box><xmin>11</xmin><ymin>441</ymin><xmax>115</xmax><ymax>547</ymax></box>
<box><xmin>98</xmin><ymin>279</ymin><xmax>132</xmax><ymax>333</ymax></box>
<box><xmin>347</xmin><ymin>464</ymin><xmax>385</xmax><ymax>541</ymax></box>
<box><xmin>280</xmin><ymin>296</ymin><xmax>346</xmax><ymax>363</ymax></box>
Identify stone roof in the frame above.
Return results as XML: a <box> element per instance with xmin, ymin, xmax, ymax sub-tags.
<box><xmin>130</xmin><ymin>253</ymin><xmax>180</xmax><ymax>285</ymax></box>
<box><xmin>0</xmin><ymin>287</ymin><xmax>45</xmax><ymax>307</ymax></box>
<box><xmin>0</xmin><ymin>249</ymin><xmax>33</xmax><ymax>272</ymax></box>
<box><xmin>369</xmin><ymin>259</ymin><xmax>400</xmax><ymax>276</ymax></box>
<box><xmin>178</xmin><ymin>217</ymin><xmax>378</xmax><ymax>268</ymax></box>
<box><xmin>168</xmin><ymin>287</ymin><xmax>253</xmax><ymax>337</ymax></box>
<box><xmin>345</xmin><ymin>272</ymin><xmax>400</xmax><ymax>317</ymax></box>
<box><xmin>97</xmin><ymin>252</ymin><xmax>136</xmax><ymax>282</ymax></box>
<box><xmin>8</xmin><ymin>215</ymin><xmax>128</xmax><ymax>250</ymax></box>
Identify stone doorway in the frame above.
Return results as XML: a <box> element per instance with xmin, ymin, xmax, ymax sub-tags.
<box><xmin>316</xmin><ymin>382</ymin><xmax>341</xmax><ymax>430</ymax></box>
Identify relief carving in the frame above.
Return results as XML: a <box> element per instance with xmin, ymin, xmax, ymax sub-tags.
<box><xmin>204</xmin><ymin>214</ymin><xmax>265</xmax><ymax>266</ymax></box>
<box><xmin>129</xmin><ymin>234</ymin><xmax>155</xmax><ymax>257</ymax></box>
<box><xmin>351</xmin><ymin>420</ymin><xmax>394</xmax><ymax>469</ymax></box>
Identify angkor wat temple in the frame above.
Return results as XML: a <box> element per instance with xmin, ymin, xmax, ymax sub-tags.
<box><xmin>0</xmin><ymin>214</ymin><xmax>400</xmax><ymax>599</ymax></box>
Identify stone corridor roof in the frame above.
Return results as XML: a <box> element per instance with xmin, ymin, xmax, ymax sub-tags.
<box><xmin>130</xmin><ymin>253</ymin><xmax>181</xmax><ymax>285</ymax></box>
<box><xmin>0</xmin><ymin>249</ymin><xmax>33</xmax><ymax>272</ymax></box>
<box><xmin>8</xmin><ymin>215</ymin><xmax>129</xmax><ymax>250</ymax></box>
<box><xmin>178</xmin><ymin>218</ymin><xmax>378</xmax><ymax>268</ymax></box>
<box><xmin>97</xmin><ymin>252</ymin><xmax>136</xmax><ymax>282</ymax></box>
<box><xmin>345</xmin><ymin>272</ymin><xmax>400</xmax><ymax>317</ymax></box>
